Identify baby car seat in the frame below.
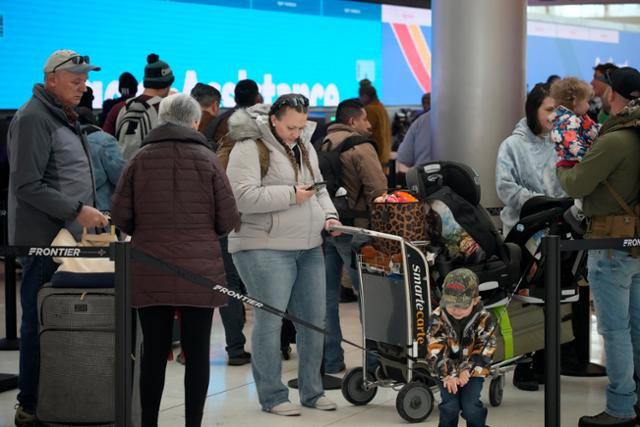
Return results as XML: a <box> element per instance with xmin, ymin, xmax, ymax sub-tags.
<box><xmin>406</xmin><ymin>161</ymin><xmax>521</xmax><ymax>307</ymax></box>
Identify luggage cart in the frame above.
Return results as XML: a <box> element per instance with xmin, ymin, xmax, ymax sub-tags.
<box><xmin>332</xmin><ymin>225</ymin><xmax>511</xmax><ymax>423</ymax></box>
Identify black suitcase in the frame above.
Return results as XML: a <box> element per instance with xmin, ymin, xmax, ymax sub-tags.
<box><xmin>37</xmin><ymin>285</ymin><xmax>115</xmax><ymax>425</ymax></box>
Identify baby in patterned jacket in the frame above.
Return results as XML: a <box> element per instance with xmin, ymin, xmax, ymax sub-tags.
<box><xmin>549</xmin><ymin>77</ymin><xmax>601</xmax><ymax>228</ymax></box>
<box><xmin>427</xmin><ymin>268</ymin><xmax>496</xmax><ymax>427</ymax></box>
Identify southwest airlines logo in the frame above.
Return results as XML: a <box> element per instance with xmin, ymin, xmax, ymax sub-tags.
<box><xmin>390</xmin><ymin>23</ymin><xmax>432</xmax><ymax>93</ymax></box>
<box><xmin>383</xmin><ymin>5</ymin><xmax>432</xmax><ymax>93</ymax></box>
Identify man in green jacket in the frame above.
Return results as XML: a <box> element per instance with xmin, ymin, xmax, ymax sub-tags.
<box><xmin>557</xmin><ymin>67</ymin><xmax>640</xmax><ymax>427</ymax></box>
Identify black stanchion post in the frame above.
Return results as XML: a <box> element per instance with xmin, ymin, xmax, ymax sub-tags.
<box><xmin>113</xmin><ymin>241</ymin><xmax>132</xmax><ymax>427</ymax></box>
<box><xmin>1</xmin><ymin>254</ymin><xmax>18</xmax><ymax>348</ymax></box>
<box><xmin>0</xmin><ymin>193</ymin><xmax>19</xmax><ymax>392</ymax></box>
<box><xmin>1</xmin><ymin>196</ymin><xmax>19</xmax><ymax>351</ymax></box>
<box><xmin>544</xmin><ymin>235</ymin><xmax>561</xmax><ymax>427</ymax></box>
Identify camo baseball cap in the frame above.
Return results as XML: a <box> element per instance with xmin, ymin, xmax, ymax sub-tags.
<box><xmin>440</xmin><ymin>268</ymin><xmax>479</xmax><ymax>309</ymax></box>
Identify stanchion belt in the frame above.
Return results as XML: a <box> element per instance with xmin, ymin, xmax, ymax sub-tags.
<box><xmin>0</xmin><ymin>246</ymin><xmax>109</xmax><ymax>257</ymax></box>
<box><xmin>129</xmin><ymin>246</ymin><xmax>442</xmax><ymax>379</ymax></box>
<box><xmin>130</xmin><ymin>247</ymin><xmax>369</xmax><ymax>351</ymax></box>
<box><xmin>491</xmin><ymin>306</ymin><xmax>513</xmax><ymax>360</ymax></box>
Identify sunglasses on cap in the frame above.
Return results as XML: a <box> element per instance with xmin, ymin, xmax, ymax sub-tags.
<box><xmin>53</xmin><ymin>55</ymin><xmax>91</xmax><ymax>72</ymax></box>
<box><xmin>270</xmin><ymin>94</ymin><xmax>309</xmax><ymax>114</ymax></box>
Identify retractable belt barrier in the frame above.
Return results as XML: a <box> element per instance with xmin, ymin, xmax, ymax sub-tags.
<box><xmin>543</xmin><ymin>236</ymin><xmax>640</xmax><ymax>427</ymax></box>
<box><xmin>0</xmin><ymin>242</ymin><xmax>384</xmax><ymax>427</ymax></box>
<box><xmin>0</xmin><ymin>244</ymin><xmax>364</xmax><ymax>351</ymax></box>
<box><xmin>129</xmin><ymin>246</ymin><xmax>366</xmax><ymax>352</ymax></box>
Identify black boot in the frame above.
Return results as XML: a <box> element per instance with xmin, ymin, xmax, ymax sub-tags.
<box><xmin>512</xmin><ymin>361</ymin><xmax>539</xmax><ymax>391</ymax></box>
<box><xmin>340</xmin><ymin>285</ymin><xmax>358</xmax><ymax>303</ymax></box>
<box><xmin>578</xmin><ymin>411</ymin><xmax>636</xmax><ymax>426</ymax></box>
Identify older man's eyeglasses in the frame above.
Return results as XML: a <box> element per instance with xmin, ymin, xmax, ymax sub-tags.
<box><xmin>53</xmin><ymin>55</ymin><xmax>91</xmax><ymax>72</ymax></box>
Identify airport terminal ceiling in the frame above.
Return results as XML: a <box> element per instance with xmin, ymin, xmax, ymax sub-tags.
<box><xmin>0</xmin><ymin>0</ymin><xmax>638</xmax><ymax>110</ymax></box>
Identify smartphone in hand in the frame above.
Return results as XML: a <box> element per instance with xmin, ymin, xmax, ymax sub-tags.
<box><xmin>305</xmin><ymin>181</ymin><xmax>327</xmax><ymax>191</ymax></box>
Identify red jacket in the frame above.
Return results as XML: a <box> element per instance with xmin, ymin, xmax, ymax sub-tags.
<box><xmin>111</xmin><ymin>123</ymin><xmax>239</xmax><ymax>308</ymax></box>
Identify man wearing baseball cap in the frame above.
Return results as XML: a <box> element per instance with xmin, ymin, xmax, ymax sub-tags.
<box><xmin>7</xmin><ymin>49</ymin><xmax>108</xmax><ymax>426</ymax></box>
<box><xmin>427</xmin><ymin>268</ymin><xmax>496</xmax><ymax>427</ymax></box>
<box><xmin>558</xmin><ymin>66</ymin><xmax>640</xmax><ymax>427</ymax></box>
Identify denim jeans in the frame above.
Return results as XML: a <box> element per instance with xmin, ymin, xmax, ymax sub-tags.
<box><xmin>218</xmin><ymin>237</ymin><xmax>247</xmax><ymax>357</ymax></box>
<box><xmin>17</xmin><ymin>256</ymin><xmax>57</xmax><ymax>412</ymax></box>
<box><xmin>232</xmin><ymin>247</ymin><xmax>326</xmax><ymax>411</ymax></box>
<box><xmin>588</xmin><ymin>249</ymin><xmax>640</xmax><ymax>418</ymax></box>
<box><xmin>438</xmin><ymin>377</ymin><xmax>486</xmax><ymax>427</ymax></box>
<box><xmin>323</xmin><ymin>235</ymin><xmax>360</xmax><ymax>372</ymax></box>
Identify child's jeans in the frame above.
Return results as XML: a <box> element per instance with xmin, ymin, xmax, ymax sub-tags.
<box><xmin>438</xmin><ymin>377</ymin><xmax>487</xmax><ymax>427</ymax></box>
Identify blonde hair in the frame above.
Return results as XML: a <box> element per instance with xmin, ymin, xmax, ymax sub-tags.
<box><xmin>550</xmin><ymin>77</ymin><xmax>592</xmax><ymax>111</ymax></box>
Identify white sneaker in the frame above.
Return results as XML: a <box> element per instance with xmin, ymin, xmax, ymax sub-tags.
<box><xmin>268</xmin><ymin>401</ymin><xmax>301</xmax><ymax>416</ymax></box>
<box><xmin>312</xmin><ymin>396</ymin><xmax>337</xmax><ymax>411</ymax></box>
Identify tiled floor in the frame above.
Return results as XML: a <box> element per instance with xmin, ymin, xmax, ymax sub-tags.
<box><xmin>0</xmin><ymin>276</ymin><xmax>609</xmax><ymax>427</ymax></box>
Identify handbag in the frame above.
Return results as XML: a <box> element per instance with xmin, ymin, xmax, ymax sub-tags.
<box><xmin>370</xmin><ymin>190</ymin><xmax>428</xmax><ymax>255</ymax></box>
<box><xmin>50</xmin><ymin>227</ymin><xmax>117</xmax><ymax>287</ymax></box>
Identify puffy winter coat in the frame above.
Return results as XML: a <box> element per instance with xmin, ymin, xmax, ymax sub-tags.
<box><xmin>111</xmin><ymin>123</ymin><xmax>239</xmax><ymax>308</ymax></box>
<box><xmin>225</xmin><ymin>105</ymin><xmax>337</xmax><ymax>253</ymax></box>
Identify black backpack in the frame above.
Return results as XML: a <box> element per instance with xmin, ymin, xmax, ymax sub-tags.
<box><xmin>318</xmin><ymin>134</ymin><xmax>374</xmax><ymax>223</ymax></box>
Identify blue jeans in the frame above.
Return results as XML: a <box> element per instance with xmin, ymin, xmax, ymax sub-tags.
<box><xmin>218</xmin><ymin>237</ymin><xmax>247</xmax><ymax>357</ymax></box>
<box><xmin>438</xmin><ymin>377</ymin><xmax>486</xmax><ymax>427</ymax></box>
<box><xmin>588</xmin><ymin>249</ymin><xmax>640</xmax><ymax>418</ymax></box>
<box><xmin>232</xmin><ymin>247</ymin><xmax>326</xmax><ymax>411</ymax></box>
<box><xmin>17</xmin><ymin>256</ymin><xmax>57</xmax><ymax>412</ymax></box>
<box><xmin>323</xmin><ymin>235</ymin><xmax>360</xmax><ymax>372</ymax></box>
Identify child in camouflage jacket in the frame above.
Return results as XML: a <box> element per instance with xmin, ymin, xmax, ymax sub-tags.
<box><xmin>427</xmin><ymin>268</ymin><xmax>496</xmax><ymax>427</ymax></box>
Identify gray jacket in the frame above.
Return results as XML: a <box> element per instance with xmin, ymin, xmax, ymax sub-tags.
<box><xmin>495</xmin><ymin>118</ymin><xmax>567</xmax><ymax>235</ymax></box>
<box><xmin>8</xmin><ymin>84</ymin><xmax>96</xmax><ymax>246</ymax></box>
<box><xmin>225</xmin><ymin>105</ymin><xmax>337</xmax><ymax>253</ymax></box>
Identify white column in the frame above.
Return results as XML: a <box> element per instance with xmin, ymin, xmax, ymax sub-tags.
<box><xmin>431</xmin><ymin>0</ymin><xmax>527</xmax><ymax>207</ymax></box>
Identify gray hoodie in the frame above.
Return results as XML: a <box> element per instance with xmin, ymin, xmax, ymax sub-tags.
<box><xmin>8</xmin><ymin>84</ymin><xmax>96</xmax><ymax>246</ymax></box>
<box><xmin>495</xmin><ymin>118</ymin><xmax>567</xmax><ymax>235</ymax></box>
<box><xmin>225</xmin><ymin>105</ymin><xmax>337</xmax><ymax>253</ymax></box>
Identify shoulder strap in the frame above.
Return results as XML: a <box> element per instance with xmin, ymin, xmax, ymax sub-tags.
<box><xmin>337</xmin><ymin>135</ymin><xmax>373</xmax><ymax>153</ymax></box>
<box><xmin>490</xmin><ymin>306</ymin><xmax>513</xmax><ymax>360</ymax></box>
<box><xmin>83</xmin><ymin>124</ymin><xmax>102</xmax><ymax>136</ymax></box>
<box><xmin>147</xmin><ymin>96</ymin><xmax>162</xmax><ymax>106</ymax></box>
<box><xmin>604</xmin><ymin>180</ymin><xmax>637</xmax><ymax>217</ymax></box>
<box><xmin>204</xmin><ymin>115</ymin><xmax>222</xmax><ymax>141</ymax></box>
<box><xmin>255</xmin><ymin>139</ymin><xmax>270</xmax><ymax>179</ymax></box>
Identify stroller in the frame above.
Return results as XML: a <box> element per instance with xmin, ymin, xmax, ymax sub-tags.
<box><xmin>406</xmin><ymin>160</ymin><xmax>586</xmax><ymax>304</ymax></box>
<box><xmin>505</xmin><ymin>195</ymin><xmax>586</xmax><ymax>303</ymax></box>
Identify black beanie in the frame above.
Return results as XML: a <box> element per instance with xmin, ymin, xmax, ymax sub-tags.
<box><xmin>144</xmin><ymin>53</ymin><xmax>174</xmax><ymax>89</ymax></box>
<box><xmin>235</xmin><ymin>79</ymin><xmax>260</xmax><ymax>107</ymax></box>
<box><xmin>119</xmin><ymin>72</ymin><xmax>138</xmax><ymax>96</ymax></box>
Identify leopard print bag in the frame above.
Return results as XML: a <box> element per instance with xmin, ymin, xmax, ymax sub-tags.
<box><xmin>370</xmin><ymin>198</ymin><xmax>428</xmax><ymax>255</ymax></box>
